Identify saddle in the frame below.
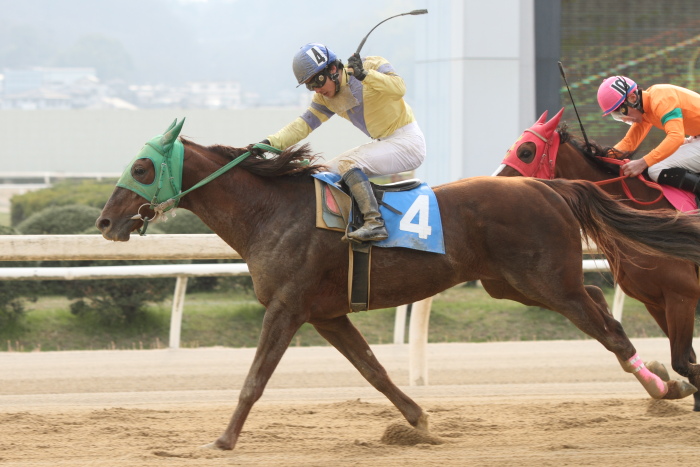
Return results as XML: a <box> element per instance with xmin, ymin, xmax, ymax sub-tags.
<box><xmin>313</xmin><ymin>173</ymin><xmax>423</xmax><ymax>313</ymax></box>
<box><xmin>314</xmin><ymin>175</ymin><xmax>422</xmax><ymax>233</ymax></box>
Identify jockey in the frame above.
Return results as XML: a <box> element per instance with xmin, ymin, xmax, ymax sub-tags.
<box><xmin>250</xmin><ymin>43</ymin><xmax>426</xmax><ymax>243</ymax></box>
<box><xmin>597</xmin><ymin>75</ymin><xmax>700</xmax><ymax>195</ymax></box>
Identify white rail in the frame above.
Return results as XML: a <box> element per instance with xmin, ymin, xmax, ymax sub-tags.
<box><xmin>0</xmin><ymin>234</ymin><xmax>243</xmax><ymax>350</ymax></box>
<box><xmin>0</xmin><ymin>234</ymin><xmax>240</xmax><ymax>261</ymax></box>
<box><xmin>0</xmin><ymin>234</ymin><xmax>621</xmax><ymax>386</ymax></box>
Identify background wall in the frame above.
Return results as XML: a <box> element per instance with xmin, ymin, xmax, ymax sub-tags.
<box><xmin>0</xmin><ymin>109</ymin><xmax>369</xmax><ymax>175</ymax></box>
<box><xmin>413</xmin><ymin>0</ymin><xmax>536</xmax><ymax>186</ymax></box>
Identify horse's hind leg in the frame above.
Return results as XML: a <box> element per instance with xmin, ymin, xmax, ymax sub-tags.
<box><xmin>658</xmin><ymin>297</ymin><xmax>700</xmax><ymax>409</ymax></box>
<box><xmin>560</xmin><ymin>285</ymin><xmax>696</xmax><ymax>399</ymax></box>
<box><xmin>498</xmin><ymin>272</ymin><xmax>695</xmax><ymax>400</ymax></box>
<box><xmin>312</xmin><ymin>315</ymin><xmax>428</xmax><ymax>430</ymax></box>
<box><xmin>585</xmin><ymin>286</ymin><xmax>667</xmax><ymax>377</ymax></box>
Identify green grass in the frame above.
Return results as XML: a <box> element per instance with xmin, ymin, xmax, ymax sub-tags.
<box><xmin>2</xmin><ymin>283</ymin><xmax>693</xmax><ymax>352</ymax></box>
<box><xmin>0</xmin><ymin>211</ymin><xmax>9</xmax><ymax>227</ymax></box>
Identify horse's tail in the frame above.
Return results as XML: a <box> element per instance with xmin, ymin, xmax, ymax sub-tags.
<box><xmin>538</xmin><ymin>178</ymin><xmax>700</xmax><ymax>267</ymax></box>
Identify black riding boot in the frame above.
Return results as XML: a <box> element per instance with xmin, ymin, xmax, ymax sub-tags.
<box><xmin>657</xmin><ymin>167</ymin><xmax>700</xmax><ymax>195</ymax></box>
<box><xmin>342</xmin><ymin>168</ymin><xmax>389</xmax><ymax>242</ymax></box>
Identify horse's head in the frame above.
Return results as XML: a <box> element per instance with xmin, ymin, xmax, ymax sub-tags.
<box><xmin>96</xmin><ymin>118</ymin><xmax>186</xmax><ymax>241</ymax></box>
<box><xmin>493</xmin><ymin>108</ymin><xmax>564</xmax><ymax>179</ymax></box>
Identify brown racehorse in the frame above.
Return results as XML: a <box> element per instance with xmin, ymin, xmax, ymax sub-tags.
<box><xmin>97</xmin><ymin>120</ymin><xmax>700</xmax><ymax>450</ymax></box>
<box><xmin>494</xmin><ymin>108</ymin><xmax>700</xmax><ymax>411</ymax></box>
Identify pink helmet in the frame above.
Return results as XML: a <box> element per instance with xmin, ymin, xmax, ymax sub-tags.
<box><xmin>597</xmin><ymin>76</ymin><xmax>637</xmax><ymax>116</ymax></box>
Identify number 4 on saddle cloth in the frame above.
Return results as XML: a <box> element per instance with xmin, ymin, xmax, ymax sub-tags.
<box><xmin>312</xmin><ymin>172</ymin><xmax>445</xmax><ymax>255</ymax></box>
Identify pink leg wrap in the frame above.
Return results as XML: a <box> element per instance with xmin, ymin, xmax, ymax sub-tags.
<box><xmin>626</xmin><ymin>353</ymin><xmax>668</xmax><ymax>398</ymax></box>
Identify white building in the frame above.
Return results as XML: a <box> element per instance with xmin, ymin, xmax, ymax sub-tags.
<box><xmin>185</xmin><ymin>81</ymin><xmax>242</xmax><ymax>109</ymax></box>
<box><xmin>0</xmin><ymin>67</ymin><xmax>136</xmax><ymax>110</ymax></box>
<box><xmin>413</xmin><ymin>0</ymin><xmax>556</xmax><ymax>186</ymax></box>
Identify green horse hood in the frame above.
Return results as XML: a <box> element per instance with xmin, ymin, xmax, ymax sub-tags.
<box><xmin>116</xmin><ymin>118</ymin><xmax>186</xmax><ymax>209</ymax></box>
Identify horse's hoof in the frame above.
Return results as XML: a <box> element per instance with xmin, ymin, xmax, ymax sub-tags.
<box><xmin>662</xmin><ymin>380</ymin><xmax>698</xmax><ymax>400</ymax></box>
<box><xmin>200</xmin><ymin>439</ymin><xmax>232</xmax><ymax>451</ymax></box>
<box><xmin>414</xmin><ymin>412</ymin><xmax>430</xmax><ymax>432</ymax></box>
<box><xmin>381</xmin><ymin>422</ymin><xmax>443</xmax><ymax>446</ymax></box>
<box><xmin>646</xmin><ymin>361</ymin><xmax>670</xmax><ymax>381</ymax></box>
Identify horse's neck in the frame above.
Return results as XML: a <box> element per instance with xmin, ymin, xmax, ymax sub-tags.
<box><xmin>179</xmin><ymin>169</ymin><xmax>313</xmax><ymax>257</ymax></box>
<box><xmin>558</xmin><ymin>144</ymin><xmax>611</xmax><ymax>183</ymax></box>
<box><xmin>560</xmin><ymin>143</ymin><xmax>672</xmax><ymax>210</ymax></box>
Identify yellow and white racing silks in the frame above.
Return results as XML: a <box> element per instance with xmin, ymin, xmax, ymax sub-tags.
<box><xmin>267</xmin><ymin>56</ymin><xmax>416</xmax><ymax>150</ymax></box>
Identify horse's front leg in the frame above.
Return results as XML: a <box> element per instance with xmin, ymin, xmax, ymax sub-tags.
<box><xmin>312</xmin><ymin>315</ymin><xmax>428</xmax><ymax>431</ymax></box>
<box><xmin>661</xmin><ymin>298</ymin><xmax>700</xmax><ymax>407</ymax></box>
<box><xmin>207</xmin><ymin>300</ymin><xmax>307</xmax><ymax>450</ymax></box>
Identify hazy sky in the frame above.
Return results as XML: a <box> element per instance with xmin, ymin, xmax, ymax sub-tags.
<box><xmin>0</xmin><ymin>0</ymin><xmax>424</xmax><ymax>105</ymax></box>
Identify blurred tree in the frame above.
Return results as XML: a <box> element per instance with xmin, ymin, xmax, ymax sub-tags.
<box><xmin>51</xmin><ymin>34</ymin><xmax>133</xmax><ymax>81</ymax></box>
<box><xmin>16</xmin><ymin>204</ymin><xmax>102</xmax><ymax>235</ymax></box>
<box><xmin>0</xmin><ymin>21</ymin><xmax>58</xmax><ymax>68</ymax></box>
<box><xmin>11</xmin><ymin>179</ymin><xmax>117</xmax><ymax>227</ymax></box>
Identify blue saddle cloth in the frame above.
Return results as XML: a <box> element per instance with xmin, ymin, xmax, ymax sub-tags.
<box><xmin>312</xmin><ymin>172</ymin><xmax>445</xmax><ymax>254</ymax></box>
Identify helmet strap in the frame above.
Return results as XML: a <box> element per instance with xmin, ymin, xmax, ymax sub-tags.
<box><xmin>631</xmin><ymin>89</ymin><xmax>644</xmax><ymax>113</ymax></box>
<box><xmin>326</xmin><ymin>61</ymin><xmax>343</xmax><ymax>94</ymax></box>
<box><xmin>330</xmin><ymin>72</ymin><xmax>340</xmax><ymax>93</ymax></box>
<box><xmin>618</xmin><ymin>76</ymin><xmax>643</xmax><ymax>114</ymax></box>
<box><xmin>328</xmin><ymin>66</ymin><xmax>340</xmax><ymax>93</ymax></box>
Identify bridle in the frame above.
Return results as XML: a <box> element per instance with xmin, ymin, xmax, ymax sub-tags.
<box><xmin>522</xmin><ymin>128</ymin><xmax>557</xmax><ymax>180</ymax></box>
<box><xmin>122</xmin><ymin>141</ymin><xmax>278</xmax><ymax>235</ymax></box>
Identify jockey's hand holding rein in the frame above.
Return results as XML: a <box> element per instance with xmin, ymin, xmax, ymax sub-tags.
<box><xmin>622</xmin><ymin>158</ymin><xmax>648</xmax><ymax>178</ymax></box>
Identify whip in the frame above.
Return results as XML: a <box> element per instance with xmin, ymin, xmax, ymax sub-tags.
<box><xmin>354</xmin><ymin>9</ymin><xmax>428</xmax><ymax>55</ymax></box>
<box><xmin>348</xmin><ymin>9</ymin><xmax>428</xmax><ymax>76</ymax></box>
<box><xmin>558</xmin><ymin>61</ymin><xmax>592</xmax><ymax>152</ymax></box>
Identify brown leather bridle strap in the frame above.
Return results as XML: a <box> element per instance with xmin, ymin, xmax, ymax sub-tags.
<box><xmin>594</xmin><ymin>156</ymin><xmax>665</xmax><ymax>205</ymax></box>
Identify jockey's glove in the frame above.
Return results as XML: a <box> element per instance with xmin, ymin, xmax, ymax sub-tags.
<box><xmin>347</xmin><ymin>54</ymin><xmax>366</xmax><ymax>81</ymax></box>
<box><xmin>247</xmin><ymin>139</ymin><xmax>270</xmax><ymax>157</ymax></box>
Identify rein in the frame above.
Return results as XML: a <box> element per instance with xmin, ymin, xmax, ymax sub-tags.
<box><xmin>135</xmin><ymin>143</ymin><xmax>280</xmax><ymax>235</ymax></box>
<box><xmin>593</xmin><ymin>156</ymin><xmax>665</xmax><ymax>205</ymax></box>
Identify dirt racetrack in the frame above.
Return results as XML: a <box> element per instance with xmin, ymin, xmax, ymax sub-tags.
<box><xmin>2</xmin><ymin>338</ymin><xmax>700</xmax><ymax>466</ymax></box>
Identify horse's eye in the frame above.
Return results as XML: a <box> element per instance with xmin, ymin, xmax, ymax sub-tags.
<box><xmin>516</xmin><ymin>142</ymin><xmax>537</xmax><ymax>164</ymax></box>
<box><xmin>131</xmin><ymin>158</ymin><xmax>155</xmax><ymax>183</ymax></box>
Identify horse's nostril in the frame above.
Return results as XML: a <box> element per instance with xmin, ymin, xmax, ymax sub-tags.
<box><xmin>96</xmin><ymin>217</ymin><xmax>111</xmax><ymax>231</ymax></box>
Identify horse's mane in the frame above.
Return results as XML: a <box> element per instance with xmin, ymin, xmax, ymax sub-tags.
<box><xmin>181</xmin><ymin>138</ymin><xmax>327</xmax><ymax>178</ymax></box>
<box><xmin>557</xmin><ymin>125</ymin><xmax>635</xmax><ymax>176</ymax></box>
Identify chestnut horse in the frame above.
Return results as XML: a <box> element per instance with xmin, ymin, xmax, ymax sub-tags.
<box><xmin>494</xmin><ymin>108</ymin><xmax>700</xmax><ymax>411</ymax></box>
<box><xmin>97</xmin><ymin>120</ymin><xmax>700</xmax><ymax>450</ymax></box>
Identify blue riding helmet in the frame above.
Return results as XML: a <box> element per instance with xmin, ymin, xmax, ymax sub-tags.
<box><xmin>292</xmin><ymin>43</ymin><xmax>337</xmax><ymax>86</ymax></box>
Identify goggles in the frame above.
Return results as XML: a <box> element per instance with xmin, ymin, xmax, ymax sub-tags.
<box><xmin>305</xmin><ymin>70</ymin><xmax>328</xmax><ymax>91</ymax></box>
<box><xmin>610</xmin><ymin>103</ymin><xmax>631</xmax><ymax>123</ymax></box>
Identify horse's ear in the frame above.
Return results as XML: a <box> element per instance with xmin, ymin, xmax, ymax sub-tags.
<box><xmin>542</xmin><ymin>108</ymin><xmax>565</xmax><ymax>134</ymax></box>
<box><xmin>535</xmin><ymin>110</ymin><xmax>549</xmax><ymax>124</ymax></box>
<box><xmin>161</xmin><ymin>118</ymin><xmax>186</xmax><ymax>151</ymax></box>
<box><xmin>163</xmin><ymin>119</ymin><xmax>178</xmax><ymax>135</ymax></box>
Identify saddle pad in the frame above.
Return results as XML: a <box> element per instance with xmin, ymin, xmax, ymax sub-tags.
<box><xmin>314</xmin><ymin>178</ymin><xmax>351</xmax><ymax>231</ymax></box>
<box><xmin>374</xmin><ymin>184</ymin><xmax>445</xmax><ymax>254</ymax></box>
<box><xmin>312</xmin><ymin>172</ymin><xmax>446</xmax><ymax>254</ymax></box>
<box><xmin>660</xmin><ymin>185</ymin><xmax>698</xmax><ymax>212</ymax></box>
